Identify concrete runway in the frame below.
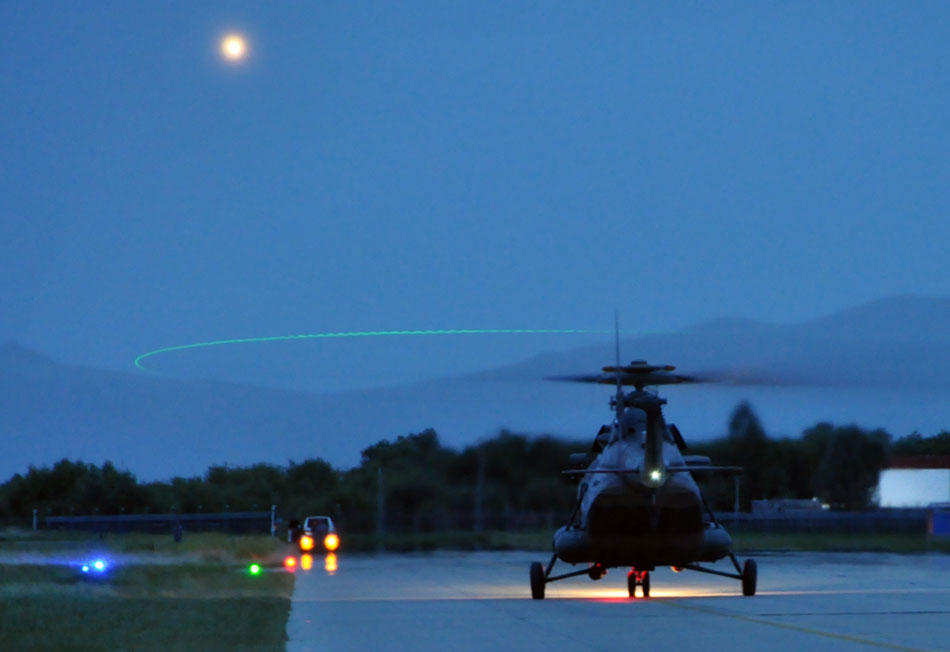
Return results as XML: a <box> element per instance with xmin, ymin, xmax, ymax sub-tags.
<box><xmin>287</xmin><ymin>551</ymin><xmax>950</xmax><ymax>651</ymax></box>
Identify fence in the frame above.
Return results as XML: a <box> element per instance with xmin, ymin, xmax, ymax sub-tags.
<box><xmin>35</xmin><ymin>508</ymin><xmax>946</xmax><ymax>537</ymax></box>
<box><xmin>714</xmin><ymin>509</ymin><xmax>931</xmax><ymax>535</ymax></box>
<box><xmin>369</xmin><ymin>508</ymin><xmax>937</xmax><ymax>536</ymax></box>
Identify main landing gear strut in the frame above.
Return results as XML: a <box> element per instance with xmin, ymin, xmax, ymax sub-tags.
<box><xmin>530</xmin><ymin>554</ymin><xmax>654</xmax><ymax>600</ymax></box>
<box><xmin>529</xmin><ymin>553</ymin><xmax>757</xmax><ymax>600</ymax></box>
<box><xmin>530</xmin><ymin>554</ymin><xmax>579</xmax><ymax>600</ymax></box>
<box><xmin>678</xmin><ymin>553</ymin><xmax>757</xmax><ymax>596</ymax></box>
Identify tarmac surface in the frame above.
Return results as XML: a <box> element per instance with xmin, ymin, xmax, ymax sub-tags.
<box><xmin>287</xmin><ymin>550</ymin><xmax>950</xmax><ymax>651</ymax></box>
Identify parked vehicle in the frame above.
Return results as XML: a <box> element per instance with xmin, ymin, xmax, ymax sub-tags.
<box><xmin>299</xmin><ymin>515</ymin><xmax>339</xmax><ymax>552</ymax></box>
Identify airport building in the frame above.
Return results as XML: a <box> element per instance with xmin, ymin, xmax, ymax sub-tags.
<box><xmin>876</xmin><ymin>456</ymin><xmax>950</xmax><ymax>508</ymax></box>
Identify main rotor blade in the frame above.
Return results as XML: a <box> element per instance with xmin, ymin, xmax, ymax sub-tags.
<box><xmin>602</xmin><ymin>363</ymin><xmax>676</xmax><ymax>374</ymax></box>
<box><xmin>562</xmin><ymin>465</ymin><xmax>742</xmax><ymax>476</ymax></box>
<box><xmin>546</xmin><ymin>366</ymin><xmax>824</xmax><ymax>388</ymax></box>
<box><xmin>685</xmin><ymin>368</ymin><xmax>819</xmax><ymax>386</ymax></box>
<box><xmin>546</xmin><ymin>371</ymin><xmax>704</xmax><ymax>387</ymax></box>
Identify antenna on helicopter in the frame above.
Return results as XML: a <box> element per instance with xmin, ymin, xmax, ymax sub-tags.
<box><xmin>614</xmin><ymin>310</ymin><xmax>623</xmax><ymax>422</ymax></box>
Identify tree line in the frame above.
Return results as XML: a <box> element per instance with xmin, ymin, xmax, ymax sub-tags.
<box><xmin>2</xmin><ymin>402</ymin><xmax>948</xmax><ymax>532</ymax></box>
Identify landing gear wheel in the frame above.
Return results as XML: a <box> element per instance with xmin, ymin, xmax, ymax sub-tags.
<box><xmin>588</xmin><ymin>564</ymin><xmax>605</xmax><ymax>580</ymax></box>
<box><xmin>627</xmin><ymin>570</ymin><xmax>650</xmax><ymax>598</ymax></box>
<box><xmin>530</xmin><ymin>561</ymin><xmax>545</xmax><ymax>599</ymax></box>
<box><xmin>742</xmin><ymin>559</ymin><xmax>757</xmax><ymax>596</ymax></box>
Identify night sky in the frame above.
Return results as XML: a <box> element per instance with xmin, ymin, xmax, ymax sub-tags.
<box><xmin>4</xmin><ymin>2</ymin><xmax>950</xmax><ymax>392</ymax></box>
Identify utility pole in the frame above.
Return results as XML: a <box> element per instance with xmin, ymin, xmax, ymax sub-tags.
<box><xmin>474</xmin><ymin>451</ymin><xmax>485</xmax><ymax>533</ymax></box>
<box><xmin>733</xmin><ymin>476</ymin><xmax>740</xmax><ymax>514</ymax></box>
<box><xmin>376</xmin><ymin>467</ymin><xmax>385</xmax><ymax>552</ymax></box>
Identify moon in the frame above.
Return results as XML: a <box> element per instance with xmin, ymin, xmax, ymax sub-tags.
<box><xmin>220</xmin><ymin>33</ymin><xmax>248</xmax><ymax>62</ymax></box>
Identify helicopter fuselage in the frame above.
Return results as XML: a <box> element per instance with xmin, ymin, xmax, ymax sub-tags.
<box><xmin>553</xmin><ymin>408</ymin><xmax>732</xmax><ymax>568</ymax></box>
<box><xmin>531</xmin><ymin>359</ymin><xmax>756</xmax><ymax>599</ymax></box>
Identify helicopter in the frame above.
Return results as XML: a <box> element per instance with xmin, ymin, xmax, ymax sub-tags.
<box><xmin>529</xmin><ymin>357</ymin><xmax>758</xmax><ymax>599</ymax></box>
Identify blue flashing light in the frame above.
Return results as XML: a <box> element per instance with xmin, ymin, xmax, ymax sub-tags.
<box><xmin>80</xmin><ymin>558</ymin><xmax>109</xmax><ymax>575</ymax></box>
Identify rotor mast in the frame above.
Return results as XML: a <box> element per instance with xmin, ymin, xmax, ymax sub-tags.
<box><xmin>566</xmin><ymin>360</ymin><xmax>699</xmax><ymax>487</ymax></box>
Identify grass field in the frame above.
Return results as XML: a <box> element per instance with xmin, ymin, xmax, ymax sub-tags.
<box><xmin>0</xmin><ymin>529</ymin><xmax>285</xmax><ymax>560</ymax></box>
<box><xmin>0</xmin><ymin>532</ymin><xmax>294</xmax><ymax>652</ymax></box>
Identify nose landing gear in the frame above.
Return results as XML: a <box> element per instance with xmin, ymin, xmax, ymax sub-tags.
<box><xmin>627</xmin><ymin>569</ymin><xmax>650</xmax><ymax>598</ymax></box>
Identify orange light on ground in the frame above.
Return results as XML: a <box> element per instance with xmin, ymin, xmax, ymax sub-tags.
<box><xmin>325</xmin><ymin>553</ymin><xmax>338</xmax><ymax>574</ymax></box>
<box><xmin>284</xmin><ymin>556</ymin><xmax>297</xmax><ymax>572</ymax></box>
<box><xmin>324</xmin><ymin>533</ymin><xmax>340</xmax><ymax>551</ymax></box>
<box><xmin>300</xmin><ymin>534</ymin><xmax>315</xmax><ymax>551</ymax></box>
<box><xmin>300</xmin><ymin>554</ymin><xmax>313</xmax><ymax>571</ymax></box>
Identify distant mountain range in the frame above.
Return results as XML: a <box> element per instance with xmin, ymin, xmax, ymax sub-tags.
<box><xmin>3</xmin><ymin>294</ymin><xmax>950</xmax><ymax>482</ymax></box>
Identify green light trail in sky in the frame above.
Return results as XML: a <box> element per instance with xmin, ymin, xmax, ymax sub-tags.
<box><xmin>134</xmin><ymin>329</ymin><xmax>605</xmax><ymax>373</ymax></box>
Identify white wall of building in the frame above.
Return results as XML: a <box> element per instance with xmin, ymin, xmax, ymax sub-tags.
<box><xmin>877</xmin><ymin>469</ymin><xmax>950</xmax><ymax>507</ymax></box>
